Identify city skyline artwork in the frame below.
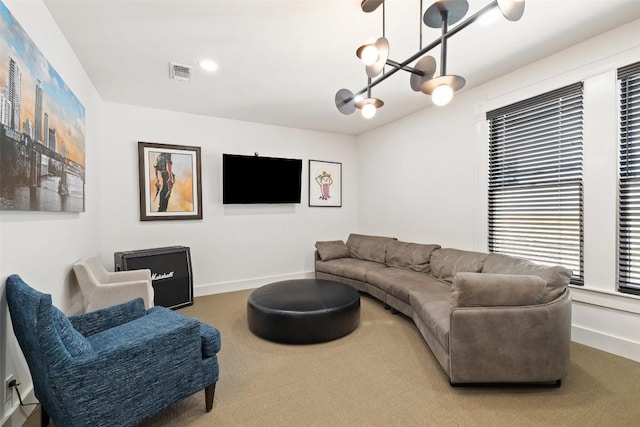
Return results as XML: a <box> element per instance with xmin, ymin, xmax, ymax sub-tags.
<box><xmin>0</xmin><ymin>1</ymin><xmax>86</xmax><ymax>212</ymax></box>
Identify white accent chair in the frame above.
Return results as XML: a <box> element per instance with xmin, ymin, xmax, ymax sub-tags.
<box><xmin>73</xmin><ymin>257</ymin><xmax>154</xmax><ymax>312</ymax></box>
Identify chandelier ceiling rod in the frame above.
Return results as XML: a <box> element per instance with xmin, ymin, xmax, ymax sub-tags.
<box><xmin>345</xmin><ymin>0</ymin><xmax>497</xmax><ymax>104</ymax></box>
<box><xmin>440</xmin><ymin>10</ymin><xmax>448</xmax><ymax>77</ymax></box>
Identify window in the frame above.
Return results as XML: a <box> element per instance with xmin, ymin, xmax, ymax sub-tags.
<box><xmin>618</xmin><ymin>62</ymin><xmax>640</xmax><ymax>296</ymax></box>
<box><xmin>487</xmin><ymin>83</ymin><xmax>584</xmax><ymax>285</ymax></box>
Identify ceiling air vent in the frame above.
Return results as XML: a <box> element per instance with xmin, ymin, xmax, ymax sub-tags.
<box><xmin>169</xmin><ymin>62</ymin><xmax>192</xmax><ymax>82</ymax></box>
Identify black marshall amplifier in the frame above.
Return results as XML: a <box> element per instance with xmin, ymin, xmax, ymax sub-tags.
<box><xmin>114</xmin><ymin>246</ymin><xmax>193</xmax><ymax>309</ymax></box>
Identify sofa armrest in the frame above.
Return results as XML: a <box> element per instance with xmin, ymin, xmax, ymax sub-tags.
<box><xmin>69</xmin><ymin>298</ymin><xmax>147</xmax><ymax>337</ymax></box>
<box><xmin>451</xmin><ymin>272</ymin><xmax>546</xmax><ymax>308</ymax></box>
<box><xmin>448</xmin><ymin>289</ymin><xmax>571</xmax><ymax>384</ymax></box>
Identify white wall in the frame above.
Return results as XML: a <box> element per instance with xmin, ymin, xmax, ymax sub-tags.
<box><xmin>0</xmin><ymin>3</ymin><xmax>357</xmax><ymax>422</ymax></box>
<box><xmin>356</xmin><ymin>93</ymin><xmax>481</xmax><ymax>249</ymax></box>
<box><xmin>0</xmin><ymin>0</ymin><xmax>103</xmax><ymax>424</ymax></box>
<box><xmin>100</xmin><ymin>102</ymin><xmax>357</xmax><ymax>295</ymax></box>
<box><xmin>356</xmin><ymin>19</ymin><xmax>640</xmax><ymax>362</ymax></box>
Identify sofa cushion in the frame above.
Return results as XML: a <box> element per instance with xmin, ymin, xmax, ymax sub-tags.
<box><xmin>430</xmin><ymin>248</ymin><xmax>488</xmax><ymax>283</ymax></box>
<box><xmin>366</xmin><ymin>268</ymin><xmax>449</xmax><ymax>304</ymax></box>
<box><xmin>482</xmin><ymin>253</ymin><xmax>572</xmax><ymax>303</ymax></box>
<box><xmin>315</xmin><ymin>240</ymin><xmax>351</xmax><ymax>261</ymax></box>
<box><xmin>385</xmin><ymin>241</ymin><xmax>441</xmax><ymax>273</ymax></box>
<box><xmin>346</xmin><ymin>234</ymin><xmax>396</xmax><ymax>264</ymax></box>
<box><xmin>410</xmin><ymin>292</ymin><xmax>451</xmax><ymax>352</ymax></box>
<box><xmin>450</xmin><ymin>272</ymin><xmax>546</xmax><ymax>308</ymax></box>
<box><xmin>315</xmin><ymin>258</ymin><xmax>387</xmax><ymax>282</ymax></box>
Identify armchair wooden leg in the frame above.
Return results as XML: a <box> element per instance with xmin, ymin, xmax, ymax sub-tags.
<box><xmin>205</xmin><ymin>383</ymin><xmax>216</xmax><ymax>412</ymax></box>
<box><xmin>41</xmin><ymin>407</ymin><xmax>50</xmax><ymax>427</ymax></box>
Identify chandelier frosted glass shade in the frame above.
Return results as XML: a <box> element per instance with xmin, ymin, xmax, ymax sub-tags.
<box><xmin>420</xmin><ymin>75</ymin><xmax>466</xmax><ymax>105</ymax></box>
<box><xmin>410</xmin><ymin>55</ymin><xmax>437</xmax><ymax>91</ymax></box>
<box><xmin>356</xmin><ymin>37</ymin><xmax>390</xmax><ymax>78</ymax></box>
<box><xmin>355</xmin><ymin>96</ymin><xmax>384</xmax><ymax>119</ymax></box>
<box><xmin>497</xmin><ymin>0</ymin><xmax>525</xmax><ymax>21</ymax></box>
<box><xmin>335</xmin><ymin>88</ymin><xmax>357</xmax><ymax>115</ymax></box>
<box><xmin>423</xmin><ymin>0</ymin><xmax>469</xmax><ymax>28</ymax></box>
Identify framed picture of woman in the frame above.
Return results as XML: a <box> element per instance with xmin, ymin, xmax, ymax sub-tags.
<box><xmin>138</xmin><ymin>141</ymin><xmax>203</xmax><ymax>220</ymax></box>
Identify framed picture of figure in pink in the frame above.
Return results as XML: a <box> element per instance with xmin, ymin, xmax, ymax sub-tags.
<box><xmin>137</xmin><ymin>141</ymin><xmax>203</xmax><ymax>220</ymax></box>
<box><xmin>309</xmin><ymin>160</ymin><xmax>342</xmax><ymax>207</ymax></box>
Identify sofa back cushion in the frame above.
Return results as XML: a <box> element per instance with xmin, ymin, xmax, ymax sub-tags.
<box><xmin>450</xmin><ymin>272</ymin><xmax>546</xmax><ymax>308</ymax></box>
<box><xmin>385</xmin><ymin>241</ymin><xmax>441</xmax><ymax>273</ymax></box>
<box><xmin>315</xmin><ymin>240</ymin><xmax>351</xmax><ymax>261</ymax></box>
<box><xmin>430</xmin><ymin>248</ymin><xmax>488</xmax><ymax>283</ymax></box>
<box><xmin>482</xmin><ymin>253</ymin><xmax>572</xmax><ymax>303</ymax></box>
<box><xmin>346</xmin><ymin>234</ymin><xmax>396</xmax><ymax>263</ymax></box>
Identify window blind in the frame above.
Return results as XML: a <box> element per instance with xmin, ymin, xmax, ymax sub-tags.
<box><xmin>618</xmin><ymin>62</ymin><xmax>640</xmax><ymax>296</ymax></box>
<box><xmin>487</xmin><ymin>82</ymin><xmax>584</xmax><ymax>285</ymax></box>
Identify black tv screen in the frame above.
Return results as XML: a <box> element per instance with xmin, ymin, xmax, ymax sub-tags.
<box><xmin>223</xmin><ymin>154</ymin><xmax>302</xmax><ymax>204</ymax></box>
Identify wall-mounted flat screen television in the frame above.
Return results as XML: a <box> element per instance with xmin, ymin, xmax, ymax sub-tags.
<box><xmin>223</xmin><ymin>154</ymin><xmax>302</xmax><ymax>204</ymax></box>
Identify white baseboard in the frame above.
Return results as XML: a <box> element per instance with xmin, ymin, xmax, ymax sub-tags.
<box><xmin>1</xmin><ymin>384</ymin><xmax>36</xmax><ymax>427</ymax></box>
<box><xmin>572</xmin><ymin>325</ymin><xmax>640</xmax><ymax>363</ymax></box>
<box><xmin>193</xmin><ymin>270</ymin><xmax>315</xmax><ymax>296</ymax></box>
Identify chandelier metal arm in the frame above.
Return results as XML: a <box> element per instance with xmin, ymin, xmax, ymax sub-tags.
<box><xmin>440</xmin><ymin>11</ymin><xmax>448</xmax><ymax>76</ymax></box>
<box><xmin>385</xmin><ymin>59</ymin><xmax>425</xmax><ymax>77</ymax></box>
<box><xmin>344</xmin><ymin>0</ymin><xmax>498</xmax><ymax>104</ymax></box>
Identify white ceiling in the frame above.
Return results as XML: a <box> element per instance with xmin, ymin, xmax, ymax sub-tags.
<box><xmin>43</xmin><ymin>0</ymin><xmax>640</xmax><ymax>136</ymax></box>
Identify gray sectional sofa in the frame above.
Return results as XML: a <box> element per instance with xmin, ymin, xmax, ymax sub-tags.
<box><xmin>314</xmin><ymin>234</ymin><xmax>572</xmax><ymax>385</ymax></box>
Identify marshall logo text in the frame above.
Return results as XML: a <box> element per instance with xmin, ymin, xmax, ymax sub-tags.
<box><xmin>151</xmin><ymin>271</ymin><xmax>175</xmax><ymax>281</ymax></box>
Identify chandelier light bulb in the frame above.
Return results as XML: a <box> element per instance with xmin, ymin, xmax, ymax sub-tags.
<box><xmin>361</xmin><ymin>103</ymin><xmax>377</xmax><ymax>119</ymax></box>
<box><xmin>432</xmin><ymin>84</ymin><xmax>454</xmax><ymax>106</ymax></box>
<box><xmin>360</xmin><ymin>45</ymin><xmax>379</xmax><ymax>66</ymax></box>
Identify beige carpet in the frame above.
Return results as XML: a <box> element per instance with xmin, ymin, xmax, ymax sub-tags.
<box><xmin>26</xmin><ymin>290</ymin><xmax>640</xmax><ymax>426</ymax></box>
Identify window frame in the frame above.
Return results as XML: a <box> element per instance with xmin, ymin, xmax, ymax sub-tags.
<box><xmin>617</xmin><ymin>61</ymin><xmax>640</xmax><ymax>296</ymax></box>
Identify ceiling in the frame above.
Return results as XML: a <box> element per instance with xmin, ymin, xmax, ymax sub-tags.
<box><xmin>43</xmin><ymin>0</ymin><xmax>640</xmax><ymax>136</ymax></box>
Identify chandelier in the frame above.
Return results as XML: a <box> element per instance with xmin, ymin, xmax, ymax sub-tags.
<box><xmin>335</xmin><ymin>0</ymin><xmax>526</xmax><ymax>119</ymax></box>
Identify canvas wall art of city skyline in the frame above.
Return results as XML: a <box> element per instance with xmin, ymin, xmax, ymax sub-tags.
<box><xmin>0</xmin><ymin>1</ymin><xmax>86</xmax><ymax>213</ymax></box>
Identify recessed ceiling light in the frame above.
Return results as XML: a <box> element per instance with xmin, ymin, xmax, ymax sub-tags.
<box><xmin>198</xmin><ymin>59</ymin><xmax>218</xmax><ymax>72</ymax></box>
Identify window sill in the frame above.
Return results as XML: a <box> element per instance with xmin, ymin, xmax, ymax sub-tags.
<box><xmin>569</xmin><ymin>284</ymin><xmax>640</xmax><ymax>315</ymax></box>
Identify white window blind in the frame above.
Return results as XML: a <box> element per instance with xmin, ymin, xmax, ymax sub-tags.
<box><xmin>487</xmin><ymin>83</ymin><xmax>584</xmax><ymax>285</ymax></box>
<box><xmin>618</xmin><ymin>62</ymin><xmax>640</xmax><ymax>296</ymax></box>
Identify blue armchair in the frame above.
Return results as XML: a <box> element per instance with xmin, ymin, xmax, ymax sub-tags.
<box><xmin>5</xmin><ymin>274</ymin><xmax>220</xmax><ymax>427</ymax></box>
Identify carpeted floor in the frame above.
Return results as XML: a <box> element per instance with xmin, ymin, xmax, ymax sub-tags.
<box><xmin>26</xmin><ymin>289</ymin><xmax>640</xmax><ymax>426</ymax></box>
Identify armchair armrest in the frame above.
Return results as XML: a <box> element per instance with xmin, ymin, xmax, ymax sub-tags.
<box><xmin>448</xmin><ymin>290</ymin><xmax>572</xmax><ymax>384</ymax></box>
<box><xmin>69</xmin><ymin>298</ymin><xmax>146</xmax><ymax>337</ymax></box>
<box><xmin>200</xmin><ymin>323</ymin><xmax>222</xmax><ymax>356</ymax></box>
<box><xmin>107</xmin><ymin>268</ymin><xmax>151</xmax><ymax>284</ymax></box>
<box><xmin>84</xmin><ymin>306</ymin><xmax>199</xmax><ymax>355</ymax></box>
<box><xmin>87</xmin><ymin>277</ymin><xmax>154</xmax><ymax>311</ymax></box>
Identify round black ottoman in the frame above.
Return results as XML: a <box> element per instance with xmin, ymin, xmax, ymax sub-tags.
<box><xmin>247</xmin><ymin>279</ymin><xmax>360</xmax><ymax>344</ymax></box>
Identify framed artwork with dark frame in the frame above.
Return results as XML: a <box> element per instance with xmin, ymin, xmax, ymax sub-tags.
<box><xmin>309</xmin><ymin>160</ymin><xmax>342</xmax><ymax>207</ymax></box>
<box><xmin>137</xmin><ymin>141</ymin><xmax>203</xmax><ymax>221</ymax></box>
